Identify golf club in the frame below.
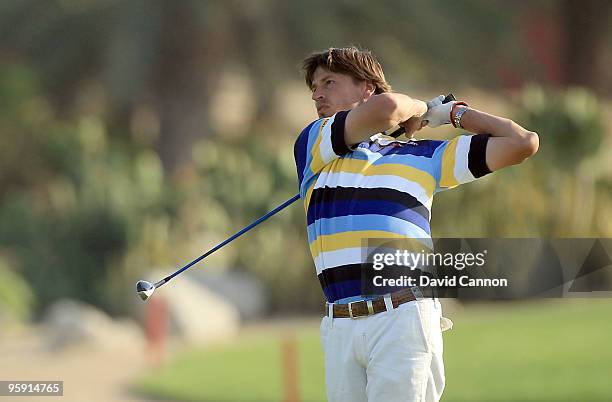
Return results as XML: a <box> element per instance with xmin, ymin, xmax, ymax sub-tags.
<box><xmin>136</xmin><ymin>93</ymin><xmax>457</xmax><ymax>301</ymax></box>
<box><xmin>137</xmin><ymin>194</ymin><xmax>300</xmax><ymax>301</ymax></box>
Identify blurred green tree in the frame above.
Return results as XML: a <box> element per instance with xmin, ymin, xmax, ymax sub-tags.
<box><xmin>0</xmin><ymin>257</ymin><xmax>34</xmax><ymax>324</ymax></box>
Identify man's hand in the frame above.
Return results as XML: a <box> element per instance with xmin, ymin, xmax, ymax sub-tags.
<box><xmin>422</xmin><ymin>95</ymin><xmax>454</xmax><ymax>128</ymax></box>
<box><xmin>399</xmin><ymin>94</ymin><xmax>451</xmax><ymax>136</ymax></box>
<box><xmin>399</xmin><ymin>116</ymin><xmax>427</xmax><ymax>137</ymax></box>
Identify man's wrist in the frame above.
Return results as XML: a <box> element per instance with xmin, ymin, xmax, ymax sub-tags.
<box><xmin>451</xmin><ymin>102</ymin><xmax>469</xmax><ymax>128</ymax></box>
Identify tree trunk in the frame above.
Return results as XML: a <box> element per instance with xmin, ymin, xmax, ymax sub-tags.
<box><xmin>153</xmin><ymin>2</ymin><xmax>229</xmax><ymax>174</ymax></box>
<box><xmin>560</xmin><ymin>0</ymin><xmax>611</xmax><ymax>91</ymax></box>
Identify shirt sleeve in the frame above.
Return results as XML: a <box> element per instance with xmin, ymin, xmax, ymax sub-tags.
<box><xmin>293</xmin><ymin>110</ymin><xmax>351</xmax><ymax>195</ymax></box>
<box><xmin>431</xmin><ymin>134</ymin><xmax>492</xmax><ymax>193</ymax></box>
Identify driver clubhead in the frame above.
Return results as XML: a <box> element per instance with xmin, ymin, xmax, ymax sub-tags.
<box><xmin>136</xmin><ymin>280</ymin><xmax>155</xmax><ymax>301</ymax></box>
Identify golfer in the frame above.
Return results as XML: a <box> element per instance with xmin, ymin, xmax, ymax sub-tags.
<box><xmin>293</xmin><ymin>46</ymin><xmax>538</xmax><ymax>402</ymax></box>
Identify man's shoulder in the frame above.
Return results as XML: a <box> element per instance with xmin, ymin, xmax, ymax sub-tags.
<box><xmin>293</xmin><ymin>116</ymin><xmax>333</xmax><ymax>153</ymax></box>
<box><xmin>294</xmin><ymin>120</ymin><xmax>318</xmax><ymax>152</ymax></box>
<box><xmin>293</xmin><ymin>119</ymin><xmax>323</xmax><ymax>170</ymax></box>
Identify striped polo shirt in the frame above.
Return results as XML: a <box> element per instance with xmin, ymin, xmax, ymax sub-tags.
<box><xmin>294</xmin><ymin>110</ymin><xmax>491</xmax><ymax>303</ymax></box>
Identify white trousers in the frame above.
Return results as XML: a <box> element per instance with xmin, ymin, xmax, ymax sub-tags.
<box><xmin>320</xmin><ymin>298</ymin><xmax>449</xmax><ymax>402</ymax></box>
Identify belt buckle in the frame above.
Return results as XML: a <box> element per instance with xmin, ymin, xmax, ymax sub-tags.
<box><xmin>348</xmin><ymin>300</ymin><xmax>375</xmax><ymax>319</ymax></box>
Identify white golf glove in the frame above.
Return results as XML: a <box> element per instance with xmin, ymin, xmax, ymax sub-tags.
<box><xmin>423</xmin><ymin>95</ymin><xmax>454</xmax><ymax>128</ymax></box>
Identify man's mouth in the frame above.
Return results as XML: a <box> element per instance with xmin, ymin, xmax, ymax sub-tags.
<box><xmin>316</xmin><ymin>104</ymin><xmax>327</xmax><ymax>113</ymax></box>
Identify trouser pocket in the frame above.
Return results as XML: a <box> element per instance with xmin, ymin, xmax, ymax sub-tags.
<box><xmin>414</xmin><ymin>299</ymin><xmax>433</xmax><ymax>353</ymax></box>
<box><xmin>397</xmin><ymin>299</ymin><xmax>434</xmax><ymax>353</ymax></box>
<box><xmin>320</xmin><ymin>315</ymin><xmax>330</xmax><ymax>353</ymax></box>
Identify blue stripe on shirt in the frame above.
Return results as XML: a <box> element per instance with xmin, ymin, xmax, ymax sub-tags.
<box><xmin>307</xmin><ymin>200</ymin><xmax>431</xmax><ymax>233</ymax></box>
<box><xmin>307</xmin><ymin>214</ymin><xmax>431</xmax><ymax>240</ymax></box>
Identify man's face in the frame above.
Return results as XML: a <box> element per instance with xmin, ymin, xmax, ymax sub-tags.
<box><xmin>311</xmin><ymin>66</ymin><xmax>373</xmax><ymax>118</ymax></box>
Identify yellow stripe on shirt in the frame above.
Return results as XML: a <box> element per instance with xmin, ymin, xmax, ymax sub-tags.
<box><xmin>303</xmin><ymin>180</ymin><xmax>316</xmax><ymax>213</ymax></box>
<box><xmin>440</xmin><ymin>137</ymin><xmax>459</xmax><ymax>188</ymax></box>
<box><xmin>310</xmin><ymin>230</ymin><xmax>409</xmax><ymax>258</ymax></box>
<box><xmin>309</xmin><ymin>118</ymin><xmax>329</xmax><ymax>173</ymax></box>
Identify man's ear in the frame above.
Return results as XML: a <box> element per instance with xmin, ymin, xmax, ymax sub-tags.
<box><xmin>363</xmin><ymin>81</ymin><xmax>376</xmax><ymax>99</ymax></box>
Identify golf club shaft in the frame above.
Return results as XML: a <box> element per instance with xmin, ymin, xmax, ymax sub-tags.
<box><xmin>156</xmin><ymin>194</ymin><xmax>300</xmax><ymax>287</ymax></box>
<box><xmin>153</xmin><ymin>94</ymin><xmax>456</xmax><ymax>288</ymax></box>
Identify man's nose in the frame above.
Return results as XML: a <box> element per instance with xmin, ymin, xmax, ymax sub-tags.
<box><xmin>312</xmin><ymin>88</ymin><xmax>324</xmax><ymax>101</ymax></box>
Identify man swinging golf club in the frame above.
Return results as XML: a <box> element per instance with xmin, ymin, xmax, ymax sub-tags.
<box><xmin>294</xmin><ymin>46</ymin><xmax>538</xmax><ymax>402</ymax></box>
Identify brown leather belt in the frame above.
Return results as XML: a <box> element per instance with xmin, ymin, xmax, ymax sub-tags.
<box><xmin>325</xmin><ymin>288</ymin><xmax>417</xmax><ymax>319</ymax></box>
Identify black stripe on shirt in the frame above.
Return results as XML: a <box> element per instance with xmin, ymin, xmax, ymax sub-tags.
<box><xmin>318</xmin><ymin>263</ymin><xmax>431</xmax><ymax>290</ymax></box>
<box><xmin>309</xmin><ymin>186</ymin><xmax>430</xmax><ymax>221</ymax></box>
<box><xmin>318</xmin><ymin>264</ymin><xmax>362</xmax><ymax>289</ymax></box>
<box><xmin>468</xmin><ymin>134</ymin><xmax>492</xmax><ymax>178</ymax></box>
<box><xmin>331</xmin><ymin>110</ymin><xmax>351</xmax><ymax>156</ymax></box>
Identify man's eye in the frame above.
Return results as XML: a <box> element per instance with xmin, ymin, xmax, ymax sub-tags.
<box><xmin>326</xmin><ymin>80</ymin><xmax>334</xmax><ymax>85</ymax></box>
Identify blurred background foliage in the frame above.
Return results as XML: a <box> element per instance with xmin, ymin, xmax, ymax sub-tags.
<box><xmin>0</xmin><ymin>0</ymin><xmax>610</xmax><ymax>320</ymax></box>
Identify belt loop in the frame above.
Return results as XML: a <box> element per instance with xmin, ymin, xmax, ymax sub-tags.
<box><xmin>327</xmin><ymin>302</ymin><xmax>335</xmax><ymax>328</ymax></box>
<box><xmin>410</xmin><ymin>286</ymin><xmax>423</xmax><ymax>301</ymax></box>
<box><xmin>383</xmin><ymin>293</ymin><xmax>394</xmax><ymax>312</ymax></box>
<box><xmin>367</xmin><ymin>300</ymin><xmax>374</xmax><ymax>315</ymax></box>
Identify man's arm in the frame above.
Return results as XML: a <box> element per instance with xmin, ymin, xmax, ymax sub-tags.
<box><xmin>344</xmin><ymin>93</ymin><xmax>427</xmax><ymax>147</ymax></box>
<box><xmin>457</xmin><ymin>108</ymin><xmax>539</xmax><ymax>172</ymax></box>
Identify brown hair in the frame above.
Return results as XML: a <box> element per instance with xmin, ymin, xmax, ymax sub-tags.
<box><xmin>301</xmin><ymin>46</ymin><xmax>392</xmax><ymax>94</ymax></box>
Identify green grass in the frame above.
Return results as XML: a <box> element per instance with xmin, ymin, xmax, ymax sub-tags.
<box><xmin>135</xmin><ymin>299</ymin><xmax>612</xmax><ymax>401</ymax></box>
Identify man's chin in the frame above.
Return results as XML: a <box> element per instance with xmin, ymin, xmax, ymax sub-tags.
<box><xmin>317</xmin><ymin>110</ymin><xmax>335</xmax><ymax>118</ymax></box>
